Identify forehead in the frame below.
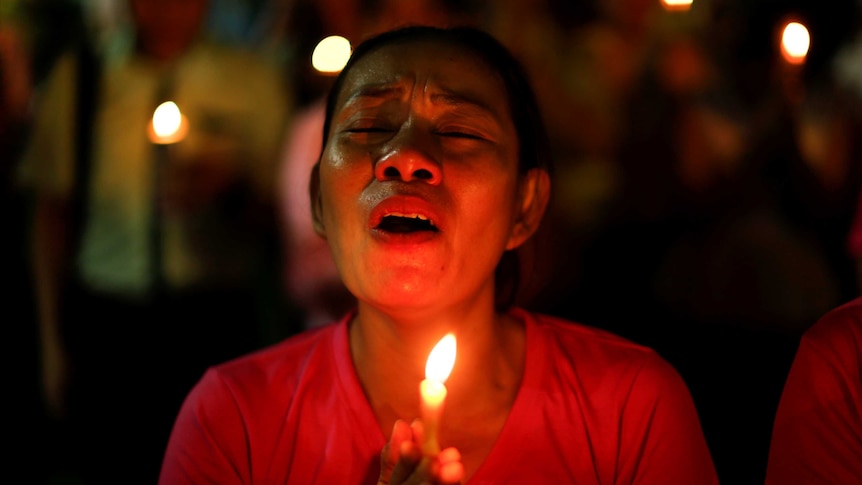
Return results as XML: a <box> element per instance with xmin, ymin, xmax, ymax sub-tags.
<box><xmin>334</xmin><ymin>40</ymin><xmax>510</xmax><ymax>114</ymax></box>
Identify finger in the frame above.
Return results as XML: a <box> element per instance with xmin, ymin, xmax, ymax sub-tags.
<box><xmin>402</xmin><ymin>440</ymin><xmax>423</xmax><ymax>463</ymax></box>
<box><xmin>433</xmin><ymin>448</ymin><xmax>464</xmax><ymax>485</ymax></box>
<box><xmin>379</xmin><ymin>420</ymin><xmax>414</xmax><ymax>485</ymax></box>
<box><xmin>389</xmin><ymin>420</ymin><xmax>414</xmax><ymax>464</ymax></box>
<box><xmin>389</xmin><ymin>440</ymin><xmax>423</xmax><ymax>484</ymax></box>
<box><xmin>438</xmin><ymin>460</ymin><xmax>464</xmax><ymax>485</ymax></box>
<box><xmin>409</xmin><ymin>419</ymin><xmax>425</xmax><ymax>450</ymax></box>
<box><xmin>438</xmin><ymin>447</ymin><xmax>461</xmax><ymax>464</ymax></box>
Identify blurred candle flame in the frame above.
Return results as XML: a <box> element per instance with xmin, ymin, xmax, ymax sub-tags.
<box><xmin>661</xmin><ymin>0</ymin><xmax>693</xmax><ymax>11</ymax></box>
<box><xmin>312</xmin><ymin>35</ymin><xmax>352</xmax><ymax>74</ymax></box>
<box><xmin>781</xmin><ymin>22</ymin><xmax>810</xmax><ymax>65</ymax></box>
<box><xmin>149</xmin><ymin>101</ymin><xmax>188</xmax><ymax>144</ymax></box>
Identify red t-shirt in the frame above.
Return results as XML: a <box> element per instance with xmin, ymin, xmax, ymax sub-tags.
<box><xmin>159</xmin><ymin>308</ymin><xmax>717</xmax><ymax>484</ymax></box>
<box><xmin>766</xmin><ymin>297</ymin><xmax>862</xmax><ymax>484</ymax></box>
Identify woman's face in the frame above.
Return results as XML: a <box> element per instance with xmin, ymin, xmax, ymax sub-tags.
<box><xmin>315</xmin><ymin>39</ymin><xmax>539</xmax><ymax>314</ymax></box>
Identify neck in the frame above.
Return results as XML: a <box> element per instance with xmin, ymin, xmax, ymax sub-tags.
<box><xmin>350</xmin><ymin>291</ymin><xmax>499</xmax><ymax>384</ymax></box>
<box><xmin>349</xmin><ymin>295</ymin><xmax>525</xmax><ymax>442</ymax></box>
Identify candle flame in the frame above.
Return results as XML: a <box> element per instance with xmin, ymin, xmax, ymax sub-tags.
<box><xmin>781</xmin><ymin>22</ymin><xmax>810</xmax><ymax>65</ymax></box>
<box><xmin>153</xmin><ymin>101</ymin><xmax>182</xmax><ymax>137</ymax></box>
<box><xmin>149</xmin><ymin>101</ymin><xmax>188</xmax><ymax>144</ymax></box>
<box><xmin>661</xmin><ymin>0</ymin><xmax>693</xmax><ymax>12</ymax></box>
<box><xmin>425</xmin><ymin>333</ymin><xmax>456</xmax><ymax>383</ymax></box>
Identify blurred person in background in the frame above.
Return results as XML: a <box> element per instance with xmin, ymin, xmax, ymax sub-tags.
<box><xmin>481</xmin><ymin>0</ymin><xmax>862</xmax><ymax>482</ymax></box>
<box><xmin>0</xmin><ymin>0</ymin><xmax>30</xmax><ymax>165</ymax></box>
<box><xmin>18</xmin><ymin>0</ymin><xmax>290</xmax><ymax>482</ymax></box>
<box><xmin>580</xmin><ymin>1</ymin><xmax>862</xmax><ymax>481</ymax></box>
<box><xmin>1</xmin><ymin>0</ymin><xmax>43</xmax><ymax>480</ymax></box>
<box><xmin>482</xmin><ymin>0</ymin><xmax>707</xmax><ymax>325</ymax></box>
<box><xmin>766</xmin><ymin>296</ymin><xmax>862</xmax><ymax>484</ymax></box>
<box><xmin>275</xmin><ymin>0</ymin><xmax>358</xmax><ymax>332</ymax></box>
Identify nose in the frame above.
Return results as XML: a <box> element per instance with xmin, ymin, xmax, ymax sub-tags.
<box><xmin>374</xmin><ymin>127</ymin><xmax>442</xmax><ymax>185</ymax></box>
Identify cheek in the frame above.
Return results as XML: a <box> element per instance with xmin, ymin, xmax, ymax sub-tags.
<box><xmin>319</xmin><ymin>144</ymin><xmax>368</xmax><ymax>203</ymax></box>
<box><xmin>317</xmin><ymin>158</ymin><xmax>371</xmax><ymax>251</ymax></box>
<box><xmin>318</xmin><ymin>169</ymin><xmax>351</xmax><ymax>236</ymax></box>
<box><xmin>464</xmin><ymin>163</ymin><xmax>520</xmax><ymax>213</ymax></box>
<box><xmin>457</xmin><ymin>176</ymin><xmax>521</xmax><ymax>249</ymax></box>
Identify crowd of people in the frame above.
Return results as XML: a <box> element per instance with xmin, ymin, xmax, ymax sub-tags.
<box><xmin>3</xmin><ymin>0</ymin><xmax>862</xmax><ymax>483</ymax></box>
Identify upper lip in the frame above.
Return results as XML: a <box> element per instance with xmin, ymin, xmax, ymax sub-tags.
<box><xmin>368</xmin><ymin>195</ymin><xmax>443</xmax><ymax>231</ymax></box>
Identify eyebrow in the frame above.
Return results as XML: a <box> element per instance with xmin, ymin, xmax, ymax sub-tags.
<box><xmin>344</xmin><ymin>84</ymin><xmax>405</xmax><ymax>105</ymax></box>
<box><xmin>344</xmin><ymin>83</ymin><xmax>499</xmax><ymax>117</ymax></box>
<box><xmin>429</xmin><ymin>89</ymin><xmax>498</xmax><ymax>116</ymax></box>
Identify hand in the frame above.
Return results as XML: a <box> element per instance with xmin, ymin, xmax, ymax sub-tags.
<box><xmin>378</xmin><ymin>419</ymin><xmax>464</xmax><ymax>485</ymax></box>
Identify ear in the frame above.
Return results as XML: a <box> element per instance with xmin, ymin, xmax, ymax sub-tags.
<box><xmin>506</xmin><ymin>168</ymin><xmax>550</xmax><ymax>250</ymax></box>
<box><xmin>310</xmin><ymin>162</ymin><xmax>327</xmax><ymax>238</ymax></box>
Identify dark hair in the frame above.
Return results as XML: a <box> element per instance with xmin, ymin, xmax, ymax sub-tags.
<box><xmin>316</xmin><ymin>25</ymin><xmax>553</xmax><ymax>310</ymax></box>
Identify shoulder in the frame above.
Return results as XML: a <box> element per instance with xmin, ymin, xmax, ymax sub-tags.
<box><xmin>523</xmin><ymin>309</ymin><xmax>665</xmax><ymax>367</ymax></box>
<box><xmin>175</xmin><ymin>322</ymin><xmax>344</xmax><ymax>439</ymax></box>
<box><xmin>795</xmin><ymin>297</ymin><xmax>862</xmax><ymax>372</ymax></box>
<box><xmin>805</xmin><ymin>297</ymin><xmax>862</xmax><ymax>345</ymax></box>
<box><xmin>161</xmin><ymin>321</ymin><xmax>353</xmax><ymax>481</ymax></box>
<box><xmin>517</xmin><ymin>309</ymin><xmax>687</xmax><ymax>397</ymax></box>
<box><xmin>194</xmin><ymin>323</ymin><xmax>342</xmax><ymax>406</ymax></box>
<box><xmin>511</xmin><ymin>309</ymin><xmax>716</xmax><ymax>482</ymax></box>
<box><xmin>217</xmin><ymin>322</ymin><xmax>338</xmax><ymax>379</ymax></box>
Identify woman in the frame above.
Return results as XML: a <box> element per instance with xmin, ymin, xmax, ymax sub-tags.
<box><xmin>159</xmin><ymin>26</ymin><xmax>718</xmax><ymax>484</ymax></box>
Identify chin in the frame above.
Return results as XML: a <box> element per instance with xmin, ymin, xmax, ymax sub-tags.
<box><xmin>366</xmin><ymin>272</ymin><xmax>446</xmax><ymax>310</ymax></box>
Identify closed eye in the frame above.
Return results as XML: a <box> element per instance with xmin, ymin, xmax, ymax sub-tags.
<box><xmin>436</xmin><ymin>130</ymin><xmax>486</xmax><ymax>140</ymax></box>
<box><xmin>347</xmin><ymin>127</ymin><xmax>392</xmax><ymax>133</ymax></box>
<box><xmin>342</xmin><ymin>125</ymin><xmax>395</xmax><ymax>143</ymax></box>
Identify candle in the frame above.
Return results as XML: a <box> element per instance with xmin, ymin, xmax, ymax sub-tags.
<box><xmin>147</xmin><ymin>100</ymin><xmax>187</xmax><ymax>290</ymax></box>
<box><xmin>420</xmin><ymin>333</ymin><xmax>456</xmax><ymax>455</ymax></box>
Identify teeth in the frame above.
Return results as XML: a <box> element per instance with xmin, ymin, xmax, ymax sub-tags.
<box><xmin>385</xmin><ymin>213</ymin><xmax>436</xmax><ymax>226</ymax></box>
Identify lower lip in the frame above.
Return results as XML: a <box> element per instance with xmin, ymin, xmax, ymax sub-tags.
<box><xmin>370</xmin><ymin>229</ymin><xmax>441</xmax><ymax>245</ymax></box>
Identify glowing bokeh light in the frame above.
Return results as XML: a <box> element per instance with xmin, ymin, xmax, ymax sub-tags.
<box><xmin>149</xmin><ymin>101</ymin><xmax>187</xmax><ymax>144</ymax></box>
<box><xmin>153</xmin><ymin>101</ymin><xmax>182</xmax><ymax>137</ymax></box>
<box><xmin>781</xmin><ymin>22</ymin><xmax>810</xmax><ymax>64</ymax></box>
<box><xmin>661</xmin><ymin>0</ymin><xmax>693</xmax><ymax>11</ymax></box>
<box><xmin>312</xmin><ymin>35</ymin><xmax>352</xmax><ymax>74</ymax></box>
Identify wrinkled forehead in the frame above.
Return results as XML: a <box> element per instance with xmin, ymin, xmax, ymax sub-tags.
<box><xmin>332</xmin><ymin>40</ymin><xmax>512</xmax><ymax>117</ymax></box>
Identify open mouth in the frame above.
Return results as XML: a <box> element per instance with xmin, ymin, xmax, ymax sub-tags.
<box><xmin>376</xmin><ymin>213</ymin><xmax>438</xmax><ymax>233</ymax></box>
